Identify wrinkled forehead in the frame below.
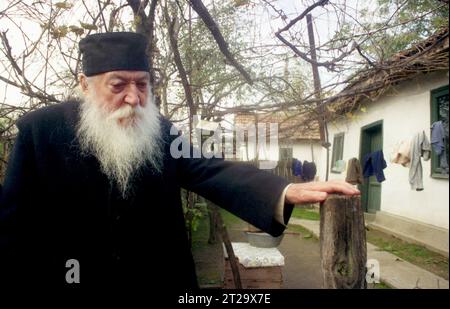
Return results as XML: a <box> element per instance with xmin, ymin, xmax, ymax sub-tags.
<box><xmin>98</xmin><ymin>70</ymin><xmax>150</xmax><ymax>83</ymax></box>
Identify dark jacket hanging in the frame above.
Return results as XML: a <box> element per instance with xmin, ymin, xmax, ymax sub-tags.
<box><xmin>346</xmin><ymin>158</ymin><xmax>364</xmax><ymax>185</ymax></box>
<box><xmin>301</xmin><ymin>160</ymin><xmax>317</xmax><ymax>181</ymax></box>
<box><xmin>363</xmin><ymin>150</ymin><xmax>387</xmax><ymax>182</ymax></box>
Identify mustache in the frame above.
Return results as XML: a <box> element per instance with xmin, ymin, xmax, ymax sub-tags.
<box><xmin>107</xmin><ymin>104</ymin><xmax>141</xmax><ymax>121</ymax></box>
<box><xmin>77</xmin><ymin>91</ymin><xmax>163</xmax><ymax>199</ymax></box>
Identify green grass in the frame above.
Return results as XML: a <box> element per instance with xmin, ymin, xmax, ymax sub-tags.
<box><xmin>291</xmin><ymin>207</ymin><xmax>320</xmax><ymax>221</ymax></box>
<box><xmin>366</xmin><ymin>228</ymin><xmax>449</xmax><ymax>280</ymax></box>
<box><xmin>285</xmin><ymin>224</ymin><xmax>319</xmax><ymax>241</ymax></box>
<box><xmin>289</xmin><ymin>207</ymin><xmax>448</xmax><ymax>280</ymax></box>
<box><xmin>192</xmin><ymin>208</ymin><xmax>244</xmax><ymax>250</ymax></box>
<box><xmin>191</xmin><ymin>213</ymin><xmax>223</xmax><ymax>287</ymax></box>
<box><xmin>370</xmin><ymin>281</ymin><xmax>393</xmax><ymax>289</ymax></box>
<box><xmin>191</xmin><ymin>213</ymin><xmax>210</xmax><ymax>250</ymax></box>
<box><xmin>220</xmin><ymin>208</ymin><xmax>246</xmax><ymax>227</ymax></box>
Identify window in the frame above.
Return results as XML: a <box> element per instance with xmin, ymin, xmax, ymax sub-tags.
<box><xmin>431</xmin><ymin>85</ymin><xmax>449</xmax><ymax>178</ymax></box>
<box><xmin>279</xmin><ymin>147</ymin><xmax>293</xmax><ymax>160</ymax></box>
<box><xmin>331</xmin><ymin>133</ymin><xmax>345</xmax><ymax>173</ymax></box>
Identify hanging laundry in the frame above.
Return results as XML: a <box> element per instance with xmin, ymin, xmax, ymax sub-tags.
<box><xmin>363</xmin><ymin>150</ymin><xmax>387</xmax><ymax>182</ymax></box>
<box><xmin>332</xmin><ymin>159</ymin><xmax>346</xmax><ymax>173</ymax></box>
<box><xmin>291</xmin><ymin>158</ymin><xmax>302</xmax><ymax>177</ymax></box>
<box><xmin>431</xmin><ymin>121</ymin><xmax>449</xmax><ymax>172</ymax></box>
<box><xmin>302</xmin><ymin>160</ymin><xmax>317</xmax><ymax>181</ymax></box>
<box><xmin>391</xmin><ymin>140</ymin><xmax>411</xmax><ymax>167</ymax></box>
<box><xmin>409</xmin><ymin>131</ymin><xmax>431</xmax><ymax>191</ymax></box>
<box><xmin>346</xmin><ymin>158</ymin><xmax>364</xmax><ymax>185</ymax></box>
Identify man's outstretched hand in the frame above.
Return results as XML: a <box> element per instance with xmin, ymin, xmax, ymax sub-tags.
<box><xmin>285</xmin><ymin>179</ymin><xmax>360</xmax><ymax>204</ymax></box>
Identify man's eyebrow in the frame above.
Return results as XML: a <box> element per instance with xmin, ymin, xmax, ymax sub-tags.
<box><xmin>107</xmin><ymin>75</ymin><xmax>127</xmax><ymax>82</ymax></box>
<box><xmin>107</xmin><ymin>73</ymin><xmax>149</xmax><ymax>80</ymax></box>
<box><xmin>136</xmin><ymin>76</ymin><xmax>149</xmax><ymax>81</ymax></box>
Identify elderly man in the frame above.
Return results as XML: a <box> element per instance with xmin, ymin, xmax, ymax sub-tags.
<box><xmin>0</xmin><ymin>32</ymin><xmax>358</xmax><ymax>287</ymax></box>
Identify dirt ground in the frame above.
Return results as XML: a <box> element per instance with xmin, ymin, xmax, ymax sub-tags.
<box><xmin>193</xmin><ymin>221</ymin><xmax>345</xmax><ymax>289</ymax></box>
<box><xmin>192</xmin><ymin>217</ymin><xmax>394</xmax><ymax>289</ymax></box>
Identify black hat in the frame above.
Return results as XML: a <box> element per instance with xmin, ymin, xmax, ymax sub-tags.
<box><xmin>79</xmin><ymin>32</ymin><xmax>149</xmax><ymax>76</ymax></box>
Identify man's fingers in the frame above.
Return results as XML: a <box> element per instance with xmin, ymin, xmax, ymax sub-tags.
<box><xmin>302</xmin><ymin>180</ymin><xmax>360</xmax><ymax>195</ymax></box>
<box><xmin>302</xmin><ymin>190</ymin><xmax>328</xmax><ymax>203</ymax></box>
<box><xmin>329</xmin><ymin>181</ymin><xmax>360</xmax><ymax>195</ymax></box>
<box><xmin>286</xmin><ymin>188</ymin><xmax>328</xmax><ymax>204</ymax></box>
<box><xmin>285</xmin><ymin>180</ymin><xmax>360</xmax><ymax>204</ymax></box>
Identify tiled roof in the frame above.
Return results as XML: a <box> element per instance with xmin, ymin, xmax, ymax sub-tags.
<box><xmin>234</xmin><ymin>112</ymin><xmax>320</xmax><ymax>141</ymax></box>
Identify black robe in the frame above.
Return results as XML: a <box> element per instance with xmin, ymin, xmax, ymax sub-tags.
<box><xmin>0</xmin><ymin>101</ymin><xmax>293</xmax><ymax>288</ymax></box>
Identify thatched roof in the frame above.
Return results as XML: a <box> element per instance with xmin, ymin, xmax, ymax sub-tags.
<box><xmin>326</xmin><ymin>27</ymin><xmax>449</xmax><ymax>119</ymax></box>
<box><xmin>234</xmin><ymin>29</ymin><xmax>448</xmax><ymax>140</ymax></box>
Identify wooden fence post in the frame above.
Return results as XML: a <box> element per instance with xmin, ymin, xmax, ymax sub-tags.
<box><xmin>320</xmin><ymin>194</ymin><xmax>367</xmax><ymax>289</ymax></box>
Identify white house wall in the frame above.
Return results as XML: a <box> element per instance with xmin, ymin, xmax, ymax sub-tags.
<box><xmin>239</xmin><ymin>140</ymin><xmax>324</xmax><ymax>179</ymax></box>
<box><xmin>291</xmin><ymin>143</ymin><xmax>324</xmax><ymax>180</ymax></box>
<box><xmin>239</xmin><ymin>139</ymin><xmax>279</xmax><ymax>161</ymax></box>
<box><xmin>322</xmin><ymin>71</ymin><xmax>449</xmax><ymax>229</ymax></box>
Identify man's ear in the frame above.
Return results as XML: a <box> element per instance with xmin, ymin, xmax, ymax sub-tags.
<box><xmin>79</xmin><ymin>74</ymin><xmax>89</xmax><ymax>93</ymax></box>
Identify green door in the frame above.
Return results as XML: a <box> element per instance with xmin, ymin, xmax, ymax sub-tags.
<box><xmin>360</xmin><ymin>121</ymin><xmax>383</xmax><ymax>213</ymax></box>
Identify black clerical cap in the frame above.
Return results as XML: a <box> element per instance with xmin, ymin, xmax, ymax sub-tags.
<box><xmin>79</xmin><ymin>32</ymin><xmax>149</xmax><ymax>76</ymax></box>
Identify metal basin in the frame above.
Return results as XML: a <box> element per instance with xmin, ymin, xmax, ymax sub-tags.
<box><xmin>246</xmin><ymin>232</ymin><xmax>284</xmax><ymax>248</ymax></box>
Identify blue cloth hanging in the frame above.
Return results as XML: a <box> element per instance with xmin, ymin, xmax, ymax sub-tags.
<box><xmin>363</xmin><ymin>150</ymin><xmax>387</xmax><ymax>182</ymax></box>
<box><xmin>291</xmin><ymin>158</ymin><xmax>302</xmax><ymax>177</ymax></box>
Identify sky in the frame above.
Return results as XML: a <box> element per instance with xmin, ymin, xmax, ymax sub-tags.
<box><xmin>0</xmin><ymin>0</ymin><xmax>378</xmax><ymax>109</ymax></box>
<box><xmin>244</xmin><ymin>0</ymin><xmax>378</xmax><ymax>87</ymax></box>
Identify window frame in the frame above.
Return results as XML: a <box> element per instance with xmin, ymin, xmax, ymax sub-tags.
<box><xmin>279</xmin><ymin>147</ymin><xmax>293</xmax><ymax>160</ymax></box>
<box><xmin>331</xmin><ymin>132</ymin><xmax>345</xmax><ymax>174</ymax></box>
<box><xmin>430</xmin><ymin>85</ymin><xmax>449</xmax><ymax>179</ymax></box>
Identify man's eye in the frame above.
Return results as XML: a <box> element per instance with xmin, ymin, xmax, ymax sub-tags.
<box><xmin>137</xmin><ymin>82</ymin><xmax>148</xmax><ymax>89</ymax></box>
<box><xmin>111</xmin><ymin>84</ymin><xmax>125</xmax><ymax>90</ymax></box>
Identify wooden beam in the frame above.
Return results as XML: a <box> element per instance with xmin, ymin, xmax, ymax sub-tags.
<box><xmin>320</xmin><ymin>194</ymin><xmax>367</xmax><ymax>289</ymax></box>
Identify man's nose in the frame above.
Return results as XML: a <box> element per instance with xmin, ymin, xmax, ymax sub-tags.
<box><xmin>124</xmin><ymin>84</ymin><xmax>140</xmax><ymax>107</ymax></box>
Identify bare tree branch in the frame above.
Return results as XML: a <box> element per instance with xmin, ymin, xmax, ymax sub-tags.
<box><xmin>274</xmin><ymin>0</ymin><xmax>356</xmax><ymax>71</ymax></box>
<box><xmin>0</xmin><ymin>31</ymin><xmax>60</xmax><ymax>106</ymax></box>
<box><xmin>277</xmin><ymin>0</ymin><xmax>329</xmax><ymax>34</ymax></box>
<box><xmin>1</xmin><ymin>31</ymin><xmax>23</xmax><ymax>76</ymax></box>
<box><xmin>127</xmin><ymin>0</ymin><xmax>150</xmax><ymax>36</ymax></box>
<box><xmin>187</xmin><ymin>0</ymin><xmax>253</xmax><ymax>84</ymax></box>
<box><xmin>0</xmin><ymin>75</ymin><xmax>22</xmax><ymax>89</ymax></box>
<box><xmin>164</xmin><ymin>6</ymin><xmax>197</xmax><ymax>118</ymax></box>
<box><xmin>148</xmin><ymin>0</ymin><xmax>159</xmax><ymax>86</ymax></box>
<box><xmin>97</xmin><ymin>0</ymin><xmax>108</xmax><ymax>32</ymax></box>
<box><xmin>356</xmin><ymin>44</ymin><xmax>376</xmax><ymax>67</ymax></box>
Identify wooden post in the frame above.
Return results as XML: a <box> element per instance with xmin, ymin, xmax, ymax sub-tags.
<box><xmin>207</xmin><ymin>201</ymin><xmax>220</xmax><ymax>244</ymax></box>
<box><xmin>217</xmin><ymin>212</ymin><xmax>242</xmax><ymax>289</ymax></box>
<box><xmin>320</xmin><ymin>194</ymin><xmax>367</xmax><ymax>289</ymax></box>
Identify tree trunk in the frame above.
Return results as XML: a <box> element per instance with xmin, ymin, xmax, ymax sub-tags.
<box><xmin>320</xmin><ymin>194</ymin><xmax>367</xmax><ymax>289</ymax></box>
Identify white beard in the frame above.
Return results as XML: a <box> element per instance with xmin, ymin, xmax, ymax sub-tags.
<box><xmin>77</xmin><ymin>89</ymin><xmax>163</xmax><ymax>198</ymax></box>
